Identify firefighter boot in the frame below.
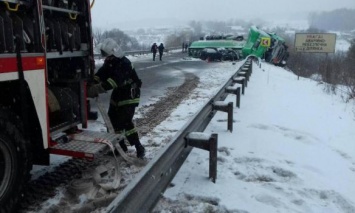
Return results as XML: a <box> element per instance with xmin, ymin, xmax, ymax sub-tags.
<box><xmin>135</xmin><ymin>144</ymin><xmax>145</xmax><ymax>159</ymax></box>
<box><xmin>126</xmin><ymin>133</ymin><xmax>145</xmax><ymax>158</ymax></box>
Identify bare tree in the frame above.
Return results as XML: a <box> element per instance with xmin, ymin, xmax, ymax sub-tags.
<box><xmin>188</xmin><ymin>20</ymin><xmax>202</xmax><ymax>37</ymax></box>
<box><xmin>342</xmin><ymin>39</ymin><xmax>355</xmax><ymax>100</ymax></box>
<box><xmin>93</xmin><ymin>27</ymin><xmax>104</xmax><ymax>46</ymax></box>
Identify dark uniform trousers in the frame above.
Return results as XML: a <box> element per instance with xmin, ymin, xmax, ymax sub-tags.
<box><xmin>108</xmin><ymin>103</ymin><xmax>139</xmax><ymax>146</ymax></box>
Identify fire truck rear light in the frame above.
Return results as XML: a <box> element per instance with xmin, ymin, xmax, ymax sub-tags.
<box><xmin>36</xmin><ymin>57</ymin><xmax>45</xmax><ymax>66</ymax></box>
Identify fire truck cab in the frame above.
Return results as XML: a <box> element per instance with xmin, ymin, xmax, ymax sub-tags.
<box><xmin>0</xmin><ymin>0</ymin><xmax>117</xmax><ymax>211</ymax></box>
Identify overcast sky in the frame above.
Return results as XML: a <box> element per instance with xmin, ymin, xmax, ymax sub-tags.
<box><xmin>91</xmin><ymin>0</ymin><xmax>355</xmax><ymax>30</ymax></box>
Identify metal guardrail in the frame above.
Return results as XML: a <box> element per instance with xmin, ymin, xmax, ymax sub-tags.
<box><xmin>105</xmin><ymin>58</ymin><xmax>255</xmax><ymax>213</ymax></box>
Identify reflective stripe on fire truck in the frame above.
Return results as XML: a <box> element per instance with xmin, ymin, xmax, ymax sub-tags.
<box><xmin>0</xmin><ymin>56</ymin><xmax>45</xmax><ymax>73</ymax></box>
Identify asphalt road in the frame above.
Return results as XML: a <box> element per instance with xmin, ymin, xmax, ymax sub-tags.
<box><xmin>95</xmin><ymin>51</ymin><xmax>215</xmax><ymax>109</ymax></box>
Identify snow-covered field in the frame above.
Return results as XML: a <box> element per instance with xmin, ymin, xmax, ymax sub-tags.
<box><xmin>150</xmin><ymin>62</ymin><xmax>355</xmax><ymax>213</ymax></box>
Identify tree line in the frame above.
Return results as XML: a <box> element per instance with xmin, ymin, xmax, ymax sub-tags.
<box><xmin>92</xmin><ymin>18</ymin><xmax>262</xmax><ymax>51</ymax></box>
<box><xmin>93</xmin><ymin>28</ymin><xmax>142</xmax><ymax>51</ymax></box>
<box><xmin>308</xmin><ymin>8</ymin><xmax>355</xmax><ymax>31</ymax></box>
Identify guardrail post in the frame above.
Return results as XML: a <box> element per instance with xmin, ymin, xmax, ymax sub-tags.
<box><xmin>186</xmin><ymin>133</ymin><xmax>218</xmax><ymax>183</ymax></box>
<box><xmin>248</xmin><ymin>61</ymin><xmax>253</xmax><ymax>71</ymax></box>
<box><xmin>227</xmin><ymin>102</ymin><xmax>233</xmax><ymax>131</ymax></box>
<box><xmin>236</xmin><ymin>87</ymin><xmax>241</xmax><ymax>107</ymax></box>
<box><xmin>236</xmin><ymin>72</ymin><xmax>248</xmax><ymax>87</ymax></box>
<box><xmin>241</xmin><ymin>68</ymin><xmax>250</xmax><ymax>82</ymax></box>
<box><xmin>243</xmin><ymin>63</ymin><xmax>252</xmax><ymax>76</ymax></box>
<box><xmin>232</xmin><ymin>76</ymin><xmax>246</xmax><ymax>95</ymax></box>
<box><xmin>225</xmin><ymin>85</ymin><xmax>241</xmax><ymax>108</ymax></box>
<box><xmin>209</xmin><ymin>134</ymin><xmax>217</xmax><ymax>183</ymax></box>
<box><xmin>212</xmin><ymin>101</ymin><xmax>233</xmax><ymax>132</ymax></box>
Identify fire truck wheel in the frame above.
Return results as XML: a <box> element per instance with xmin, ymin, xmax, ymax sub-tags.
<box><xmin>0</xmin><ymin>113</ymin><xmax>32</xmax><ymax>213</ymax></box>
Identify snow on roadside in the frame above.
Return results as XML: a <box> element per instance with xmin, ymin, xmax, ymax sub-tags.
<box><xmin>139</xmin><ymin>60</ymin><xmax>245</xmax><ymax>158</ymax></box>
<box><xmin>154</xmin><ymin>62</ymin><xmax>355</xmax><ymax>213</ymax></box>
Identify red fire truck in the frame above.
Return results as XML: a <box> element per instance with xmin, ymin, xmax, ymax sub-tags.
<box><xmin>0</xmin><ymin>0</ymin><xmax>121</xmax><ymax>212</ymax></box>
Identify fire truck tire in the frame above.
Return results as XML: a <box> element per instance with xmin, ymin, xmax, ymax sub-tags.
<box><xmin>0</xmin><ymin>112</ymin><xmax>32</xmax><ymax>213</ymax></box>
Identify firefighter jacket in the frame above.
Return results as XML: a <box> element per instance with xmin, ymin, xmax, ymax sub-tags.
<box><xmin>94</xmin><ymin>56</ymin><xmax>142</xmax><ymax>107</ymax></box>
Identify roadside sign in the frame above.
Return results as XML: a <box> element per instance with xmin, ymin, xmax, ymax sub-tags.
<box><xmin>294</xmin><ymin>33</ymin><xmax>336</xmax><ymax>53</ymax></box>
<box><xmin>260</xmin><ymin>37</ymin><xmax>271</xmax><ymax>47</ymax></box>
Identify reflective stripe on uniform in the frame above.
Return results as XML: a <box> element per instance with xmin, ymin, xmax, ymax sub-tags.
<box><xmin>125</xmin><ymin>128</ymin><xmax>137</xmax><ymax>136</ymax></box>
<box><xmin>110</xmin><ymin>98</ymin><xmax>140</xmax><ymax>107</ymax></box>
<box><xmin>94</xmin><ymin>75</ymin><xmax>101</xmax><ymax>82</ymax></box>
<box><xmin>107</xmin><ymin>78</ymin><xmax>118</xmax><ymax>88</ymax></box>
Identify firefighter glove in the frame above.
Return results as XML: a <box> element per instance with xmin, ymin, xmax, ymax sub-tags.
<box><xmin>87</xmin><ymin>83</ymin><xmax>106</xmax><ymax>98</ymax></box>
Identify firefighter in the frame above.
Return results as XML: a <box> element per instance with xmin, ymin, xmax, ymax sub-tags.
<box><xmin>87</xmin><ymin>38</ymin><xmax>145</xmax><ymax>158</ymax></box>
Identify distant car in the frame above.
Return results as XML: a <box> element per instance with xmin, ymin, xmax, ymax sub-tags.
<box><xmin>219</xmin><ymin>49</ymin><xmax>240</xmax><ymax>61</ymax></box>
<box><xmin>199</xmin><ymin>48</ymin><xmax>223</xmax><ymax>61</ymax></box>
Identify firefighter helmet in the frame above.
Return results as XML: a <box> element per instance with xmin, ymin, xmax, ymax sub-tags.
<box><xmin>100</xmin><ymin>38</ymin><xmax>124</xmax><ymax>58</ymax></box>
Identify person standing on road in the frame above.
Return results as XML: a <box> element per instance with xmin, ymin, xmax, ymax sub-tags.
<box><xmin>87</xmin><ymin>38</ymin><xmax>145</xmax><ymax>159</ymax></box>
<box><xmin>158</xmin><ymin>43</ymin><xmax>165</xmax><ymax>61</ymax></box>
<box><xmin>151</xmin><ymin>42</ymin><xmax>158</xmax><ymax>61</ymax></box>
